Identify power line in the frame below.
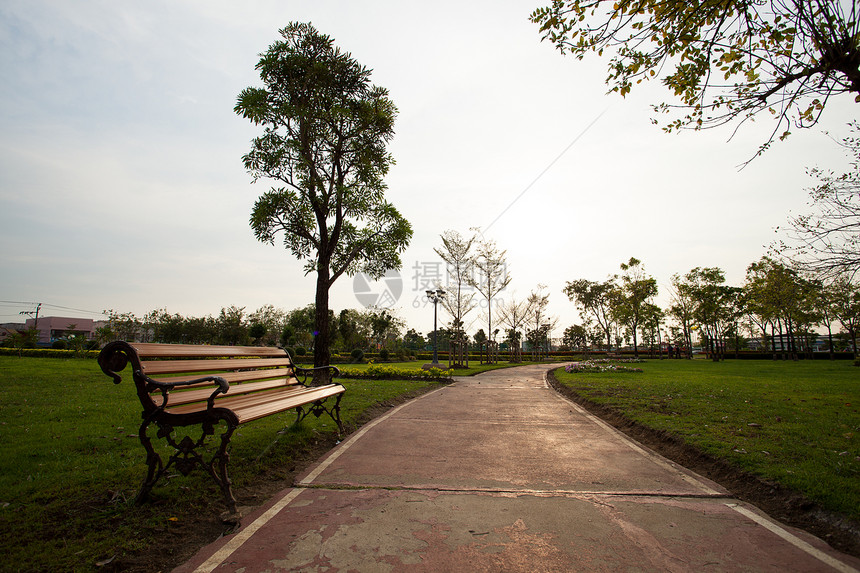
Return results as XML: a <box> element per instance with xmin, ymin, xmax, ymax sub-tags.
<box><xmin>40</xmin><ymin>303</ymin><xmax>104</xmax><ymax>316</ymax></box>
<box><xmin>483</xmin><ymin>108</ymin><xmax>609</xmax><ymax>234</ymax></box>
<box><xmin>0</xmin><ymin>301</ymin><xmax>104</xmax><ymax>317</ymax></box>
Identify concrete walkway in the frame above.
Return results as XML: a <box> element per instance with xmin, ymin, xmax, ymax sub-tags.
<box><xmin>175</xmin><ymin>365</ymin><xmax>860</xmax><ymax>572</ymax></box>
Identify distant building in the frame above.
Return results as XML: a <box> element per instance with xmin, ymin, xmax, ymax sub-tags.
<box><xmin>747</xmin><ymin>334</ymin><xmax>828</xmax><ymax>353</ymax></box>
<box><xmin>24</xmin><ymin>316</ymin><xmax>104</xmax><ymax>346</ymax></box>
<box><xmin>0</xmin><ymin>323</ymin><xmax>26</xmax><ymax>345</ymax></box>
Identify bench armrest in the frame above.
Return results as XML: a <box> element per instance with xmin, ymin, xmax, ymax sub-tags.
<box><xmin>139</xmin><ymin>372</ymin><xmax>230</xmax><ymax>409</ymax></box>
<box><xmin>294</xmin><ymin>365</ymin><xmax>341</xmax><ymax>386</ymax></box>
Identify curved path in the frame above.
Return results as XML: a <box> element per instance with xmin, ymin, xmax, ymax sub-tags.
<box><xmin>175</xmin><ymin>365</ymin><xmax>860</xmax><ymax>572</ymax></box>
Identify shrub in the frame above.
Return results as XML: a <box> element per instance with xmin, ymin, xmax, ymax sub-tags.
<box><xmin>294</xmin><ymin>346</ymin><xmax>306</xmax><ymax>357</ymax></box>
<box><xmin>51</xmin><ymin>340</ymin><xmax>67</xmax><ymax>350</ymax></box>
<box><xmin>379</xmin><ymin>348</ymin><xmax>390</xmax><ymax>361</ymax></box>
<box><xmin>340</xmin><ymin>364</ymin><xmax>453</xmax><ymax>380</ymax></box>
<box><xmin>350</xmin><ymin>349</ymin><xmax>365</xmax><ymax>363</ymax></box>
<box><xmin>0</xmin><ymin>348</ymin><xmax>99</xmax><ymax>359</ymax></box>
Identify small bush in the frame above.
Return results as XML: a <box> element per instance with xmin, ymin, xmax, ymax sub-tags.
<box><xmin>0</xmin><ymin>348</ymin><xmax>99</xmax><ymax>359</ymax></box>
<box><xmin>51</xmin><ymin>340</ymin><xmax>67</xmax><ymax>350</ymax></box>
<box><xmin>379</xmin><ymin>348</ymin><xmax>390</xmax><ymax>361</ymax></box>
<box><xmin>340</xmin><ymin>364</ymin><xmax>453</xmax><ymax>380</ymax></box>
<box><xmin>350</xmin><ymin>349</ymin><xmax>365</xmax><ymax>363</ymax></box>
<box><xmin>294</xmin><ymin>346</ymin><xmax>306</xmax><ymax>357</ymax></box>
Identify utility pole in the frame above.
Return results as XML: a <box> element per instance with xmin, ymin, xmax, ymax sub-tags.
<box><xmin>19</xmin><ymin>303</ymin><xmax>41</xmax><ymax>328</ymax></box>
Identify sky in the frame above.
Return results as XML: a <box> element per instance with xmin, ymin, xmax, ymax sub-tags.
<box><xmin>1</xmin><ymin>0</ymin><xmax>856</xmax><ymax>340</ymax></box>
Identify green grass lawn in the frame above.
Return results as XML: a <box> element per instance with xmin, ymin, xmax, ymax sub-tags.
<box><xmin>552</xmin><ymin>359</ymin><xmax>860</xmax><ymax>521</ymax></box>
<box><xmin>0</xmin><ymin>356</ymin><xmax>447</xmax><ymax>572</ymax></box>
<box><xmin>6</xmin><ymin>356</ymin><xmax>853</xmax><ymax>570</ymax></box>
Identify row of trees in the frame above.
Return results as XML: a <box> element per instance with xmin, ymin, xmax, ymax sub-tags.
<box><xmin>98</xmin><ymin>305</ymin><xmax>411</xmax><ymax>356</ymax></box>
<box><xmin>564</xmin><ymin>256</ymin><xmax>860</xmax><ymax>360</ymax></box>
<box><xmin>432</xmin><ymin>229</ymin><xmax>560</xmax><ymax>362</ymax></box>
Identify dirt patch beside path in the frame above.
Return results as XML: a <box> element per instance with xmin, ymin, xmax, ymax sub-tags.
<box><xmin>546</xmin><ymin>369</ymin><xmax>860</xmax><ymax>559</ymax></box>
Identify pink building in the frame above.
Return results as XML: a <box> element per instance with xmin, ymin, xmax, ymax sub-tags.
<box><xmin>24</xmin><ymin>316</ymin><xmax>98</xmax><ymax>346</ymax></box>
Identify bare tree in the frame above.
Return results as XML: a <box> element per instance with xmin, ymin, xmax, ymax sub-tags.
<box><xmin>469</xmin><ymin>238</ymin><xmax>512</xmax><ymax>343</ymax></box>
<box><xmin>779</xmin><ymin>123</ymin><xmax>860</xmax><ymax>280</ymax></box>
<box><xmin>497</xmin><ymin>296</ymin><xmax>532</xmax><ymax>362</ymax></box>
<box><xmin>434</xmin><ymin>229</ymin><xmax>478</xmax><ymax>335</ymax></box>
<box><xmin>526</xmin><ymin>285</ymin><xmax>558</xmax><ymax>359</ymax></box>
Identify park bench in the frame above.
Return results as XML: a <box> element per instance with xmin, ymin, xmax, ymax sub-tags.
<box><xmin>97</xmin><ymin>341</ymin><xmax>344</xmax><ymax>514</ymax></box>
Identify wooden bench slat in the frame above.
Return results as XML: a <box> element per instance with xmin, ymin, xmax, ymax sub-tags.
<box><xmin>141</xmin><ymin>357</ymin><xmax>294</xmax><ymax>375</ymax></box>
<box><xmin>154</xmin><ymin>377</ymin><xmax>299</xmax><ymax>407</ymax></box>
<box><xmin>231</xmin><ymin>385</ymin><xmax>346</xmax><ymax>424</ymax></box>
<box><xmin>131</xmin><ymin>343</ymin><xmax>287</xmax><ymax>358</ymax></box>
<box><xmin>165</xmin><ymin>385</ymin><xmax>309</xmax><ymax>415</ymax></box>
<box><xmin>164</xmin><ymin>384</ymin><xmax>342</xmax><ymax>419</ymax></box>
<box><xmin>147</xmin><ymin>367</ymin><xmax>296</xmax><ymax>387</ymax></box>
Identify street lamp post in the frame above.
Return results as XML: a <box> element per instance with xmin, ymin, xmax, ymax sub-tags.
<box><xmin>425</xmin><ymin>288</ymin><xmax>446</xmax><ymax>369</ymax></box>
<box><xmin>542</xmin><ymin>323</ymin><xmax>550</xmax><ymax>357</ymax></box>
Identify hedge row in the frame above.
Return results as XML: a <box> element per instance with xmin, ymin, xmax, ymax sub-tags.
<box><xmin>0</xmin><ymin>348</ymin><xmax>100</xmax><ymax>359</ymax></box>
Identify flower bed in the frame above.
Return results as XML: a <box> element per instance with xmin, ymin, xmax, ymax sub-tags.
<box><xmin>338</xmin><ymin>363</ymin><xmax>453</xmax><ymax>381</ymax></box>
<box><xmin>565</xmin><ymin>359</ymin><xmax>643</xmax><ymax>373</ymax></box>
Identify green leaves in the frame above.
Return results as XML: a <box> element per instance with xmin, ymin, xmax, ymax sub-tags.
<box><xmin>531</xmin><ymin>0</ymin><xmax>860</xmax><ymax>159</ymax></box>
<box><xmin>237</xmin><ymin>22</ymin><xmax>409</xmax><ymax>280</ymax></box>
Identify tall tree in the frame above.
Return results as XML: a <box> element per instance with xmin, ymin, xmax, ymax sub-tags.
<box><xmin>434</xmin><ymin>229</ymin><xmax>478</xmax><ymax>335</ymax></box>
<box><xmin>683</xmin><ymin>267</ymin><xmax>738</xmax><ymax>361</ymax></box>
<box><xmin>248</xmin><ymin>304</ymin><xmax>288</xmax><ymax>346</ymax></box>
<box><xmin>667</xmin><ymin>273</ymin><xmax>696</xmax><ymax>358</ymax></box>
<box><xmin>744</xmin><ymin>257</ymin><xmax>815</xmax><ymax>360</ymax></box>
<box><xmin>613</xmin><ymin>257</ymin><xmax>658</xmax><ymax>358</ymax></box>
<box><xmin>829</xmin><ymin>274</ymin><xmax>860</xmax><ymax>359</ymax></box>
<box><xmin>215</xmin><ymin>306</ymin><xmax>250</xmax><ymax>346</ymax></box>
<box><xmin>469</xmin><ymin>238</ymin><xmax>512</xmax><ymax>343</ymax></box>
<box><xmin>639</xmin><ymin>302</ymin><xmax>664</xmax><ymax>358</ymax></box>
<box><xmin>563</xmin><ymin>277</ymin><xmax>619</xmax><ymax>350</ymax></box>
<box><xmin>810</xmin><ymin>278</ymin><xmax>838</xmax><ymax>359</ymax></box>
<box><xmin>526</xmin><ymin>285</ymin><xmax>558</xmax><ymax>358</ymax></box>
<box><xmin>531</xmin><ymin>0</ymin><xmax>860</xmax><ymax>158</ymax></box>
<box><xmin>562</xmin><ymin>324</ymin><xmax>588</xmax><ymax>350</ymax></box>
<box><xmin>497</xmin><ymin>296</ymin><xmax>533</xmax><ymax>362</ymax></box>
<box><xmin>236</xmin><ymin>23</ymin><xmax>412</xmax><ymax>377</ymax></box>
<box><xmin>337</xmin><ymin>308</ymin><xmax>368</xmax><ymax>351</ymax></box>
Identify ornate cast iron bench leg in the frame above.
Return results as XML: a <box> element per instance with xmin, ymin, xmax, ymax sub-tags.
<box><xmin>135</xmin><ymin>414</ymin><xmax>239</xmax><ymax>514</ymax></box>
<box><xmin>135</xmin><ymin>413</ymin><xmax>164</xmax><ymax>505</ymax></box>
<box><xmin>294</xmin><ymin>394</ymin><xmax>344</xmax><ymax>435</ymax></box>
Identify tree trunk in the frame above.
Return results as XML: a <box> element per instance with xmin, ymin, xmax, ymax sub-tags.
<box><xmin>685</xmin><ymin>324</ymin><xmax>693</xmax><ymax>359</ymax></box>
<box><xmin>787</xmin><ymin>318</ymin><xmax>798</xmax><ymax>361</ymax></box>
<box><xmin>632</xmin><ymin>322</ymin><xmax>639</xmax><ymax>358</ymax></box>
<box><xmin>313</xmin><ymin>262</ymin><xmax>332</xmax><ymax>384</ymax></box>
<box><xmin>851</xmin><ymin>328</ymin><xmax>858</xmax><ymax>360</ymax></box>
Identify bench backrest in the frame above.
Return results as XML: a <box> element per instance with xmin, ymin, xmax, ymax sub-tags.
<box><xmin>98</xmin><ymin>341</ymin><xmax>300</xmax><ymax>414</ymax></box>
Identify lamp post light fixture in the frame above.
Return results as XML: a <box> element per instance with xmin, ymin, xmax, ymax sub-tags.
<box><xmin>542</xmin><ymin>323</ymin><xmax>550</xmax><ymax>356</ymax></box>
<box><xmin>425</xmin><ymin>288</ymin><xmax>446</xmax><ymax>369</ymax></box>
